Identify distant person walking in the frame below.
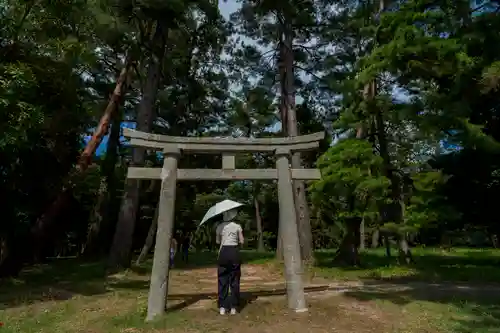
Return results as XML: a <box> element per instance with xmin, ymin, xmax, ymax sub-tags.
<box><xmin>216</xmin><ymin>209</ymin><xmax>244</xmax><ymax>315</ymax></box>
<box><xmin>170</xmin><ymin>236</ymin><xmax>178</xmax><ymax>269</ymax></box>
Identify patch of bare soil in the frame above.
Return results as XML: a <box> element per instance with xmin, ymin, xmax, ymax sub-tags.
<box><xmin>168</xmin><ymin>263</ymin><xmax>283</xmax><ymax>296</ymax></box>
<box><xmin>157</xmin><ymin>263</ymin><xmax>363</xmax><ymax>313</ymax></box>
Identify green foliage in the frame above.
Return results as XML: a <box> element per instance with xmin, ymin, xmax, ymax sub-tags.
<box><xmin>1</xmin><ymin>0</ymin><xmax>93</xmax><ymax>246</ymax></box>
<box><xmin>480</xmin><ymin>61</ymin><xmax>500</xmax><ymax>93</ymax></box>
<box><xmin>311</xmin><ymin>139</ymin><xmax>390</xmax><ymax>223</ymax></box>
<box><xmin>4</xmin><ymin>0</ymin><xmax>500</xmax><ymax>271</ymax></box>
<box><xmin>405</xmin><ymin>170</ymin><xmax>459</xmax><ymax>231</ymax></box>
<box><xmin>0</xmin><ymin>63</ymin><xmax>44</xmax><ymax>148</ymax></box>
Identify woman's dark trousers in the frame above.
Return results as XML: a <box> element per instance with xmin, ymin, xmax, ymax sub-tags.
<box><xmin>217</xmin><ymin>245</ymin><xmax>241</xmax><ymax>309</ymax></box>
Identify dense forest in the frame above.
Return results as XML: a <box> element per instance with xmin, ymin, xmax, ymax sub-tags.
<box><xmin>2</xmin><ymin>0</ymin><xmax>500</xmax><ymax>277</ymax></box>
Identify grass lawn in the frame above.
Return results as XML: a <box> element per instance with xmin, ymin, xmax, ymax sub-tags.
<box><xmin>313</xmin><ymin>247</ymin><xmax>500</xmax><ymax>333</ymax></box>
<box><xmin>0</xmin><ymin>248</ymin><xmax>498</xmax><ymax>333</ymax></box>
<box><xmin>314</xmin><ymin>247</ymin><xmax>500</xmax><ymax>283</ymax></box>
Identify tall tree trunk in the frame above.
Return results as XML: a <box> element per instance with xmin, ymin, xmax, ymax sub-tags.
<box><xmin>334</xmin><ymin>190</ymin><xmax>362</xmax><ymax>265</ymax></box>
<box><xmin>279</xmin><ymin>25</ymin><xmax>313</xmax><ymax>263</ymax></box>
<box><xmin>0</xmin><ymin>234</ymin><xmax>25</xmax><ymax>277</ymax></box>
<box><xmin>374</xmin><ymin>100</ymin><xmax>412</xmax><ymax>263</ymax></box>
<box><xmin>371</xmin><ymin>228</ymin><xmax>380</xmax><ymax>248</ymax></box>
<box><xmin>136</xmin><ymin>202</ymin><xmax>160</xmax><ymax>265</ymax></box>
<box><xmin>359</xmin><ymin>216</ymin><xmax>365</xmax><ymax>251</ymax></box>
<box><xmin>384</xmin><ymin>233</ymin><xmax>392</xmax><ymax>258</ymax></box>
<box><xmin>0</xmin><ymin>236</ymin><xmax>9</xmax><ymax>271</ymax></box>
<box><xmin>397</xmin><ymin>233</ymin><xmax>413</xmax><ymax>264</ymax></box>
<box><xmin>491</xmin><ymin>234</ymin><xmax>499</xmax><ymax>248</ymax></box>
<box><xmin>108</xmin><ymin>23</ymin><xmax>166</xmax><ymax>270</ymax></box>
<box><xmin>28</xmin><ymin>57</ymin><xmax>133</xmax><ymax>264</ymax></box>
<box><xmin>254</xmin><ymin>196</ymin><xmax>265</xmax><ymax>252</ymax></box>
<box><xmin>334</xmin><ymin>217</ymin><xmax>361</xmax><ymax>266</ymax></box>
<box><xmin>241</xmin><ymin>105</ymin><xmax>266</xmax><ymax>255</ymax></box>
<box><xmin>334</xmin><ymin>83</ymin><xmax>370</xmax><ymax>265</ymax></box>
<box><xmin>276</xmin><ymin>42</ymin><xmax>287</xmax><ymax>261</ymax></box>
<box><xmin>365</xmin><ymin>0</ymin><xmax>412</xmax><ymax>264</ymax></box>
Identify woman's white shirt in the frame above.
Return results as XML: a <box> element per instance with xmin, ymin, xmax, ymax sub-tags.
<box><xmin>216</xmin><ymin>221</ymin><xmax>242</xmax><ymax>246</ymax></box>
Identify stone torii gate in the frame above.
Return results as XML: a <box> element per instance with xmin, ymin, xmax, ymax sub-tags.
<box><xmin>122</xmin><ymin>128</ymin><xmax>324</xmax><ymax>321</ymax></box>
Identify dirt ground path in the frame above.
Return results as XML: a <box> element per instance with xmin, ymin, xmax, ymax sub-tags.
<box><xmin>169</xmin><ymin>263</ymin><xmax>284</xmax><ymax>293</ymax></box>
<box><xmin>165</xmin><ymin>264</ymin><xmax>291</xmax><ymax>309</ymax></box>
<box><xmin>163</xmin><ymin>263</ymin><xmax>500</xmax><ymax>311</ymax></box>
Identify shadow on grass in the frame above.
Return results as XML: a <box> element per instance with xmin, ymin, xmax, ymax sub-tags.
<box><xmin>0</xmin><ymin>250</ymin><xmax>276</xmax><ymax>310</ymax></box>
<box><xmin>163</xmin><ymin>285</ymin><xmax>330</xmax><ymax>313</ymax></box>
<box><xmin>314</xmin><ymin>248</ymin><xmax>500</xmax><ymax>284</ymax></box>
<box><xmin>0</xmin><ymin>259</ymin><xmax>109</xmax><ymax>309</ymax></box>
<box><xmin>342</xmin><ymin>277</ymin><xmax>500</xmax><ymax>333</ymax></box>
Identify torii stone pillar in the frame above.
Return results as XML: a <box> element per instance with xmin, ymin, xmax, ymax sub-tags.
<box><xmin>276</xmin><ymin>148</ymin><xmax>307</xmax><ymax>312</ymax></box>
<box><xmin>146</xmin><ymin>147</ymin><xmax>180</xmax><ymax>321</ymax></box>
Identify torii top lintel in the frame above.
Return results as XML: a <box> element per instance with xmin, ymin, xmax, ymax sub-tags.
<box><xmin>123</xmin><ymin>128</ymin><xmax>325</xmax><ymax>153</ymax></box>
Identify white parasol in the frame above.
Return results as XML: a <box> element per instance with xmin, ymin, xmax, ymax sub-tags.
<box><xmin>198</xmin><ymin>199</ymin><xmax>243</xmax><ymax>228</ymax></box>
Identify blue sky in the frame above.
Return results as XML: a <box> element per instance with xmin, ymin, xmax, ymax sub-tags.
<box><xmin>219</xmin><ymin>0</ymin><xmax>237</xmax><ymax>18</ymax></box>
<box><xmin>89</xmin><ymin>121</ymin><xmax>136</xmax><ymax>156</ymax></box>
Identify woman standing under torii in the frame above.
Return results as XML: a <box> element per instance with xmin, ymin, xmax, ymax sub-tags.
<box><xmin>216</xmin><ymin>208</ymin><xmax>245</xmax><ymax>315</ymax></box>
<box><xmin>198</xmin><ymin>199</ymin><xmax>245</xmax><ymax>315</ymax></box>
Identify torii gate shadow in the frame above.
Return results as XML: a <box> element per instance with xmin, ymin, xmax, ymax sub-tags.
<box><xmin>165</xmin><ymin>285</ymin><xmax>330</xmax><ymax>313</ymax></box>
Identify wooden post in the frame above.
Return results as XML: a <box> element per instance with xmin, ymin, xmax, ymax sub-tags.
<box><xmin>146</xmin><ymin>147</ymin><xmax>180</xmax><ymax>322</ymax></box>
<box><xmin>275</xmin><ymin>149</ymin><xmax>307</xmax><ymax>312</ymax></box>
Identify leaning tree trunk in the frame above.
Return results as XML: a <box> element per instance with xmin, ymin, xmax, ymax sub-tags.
<box><xmin>279</xmin><ymin>27</ymin><xmax>314</xmax><ymax>263</ymax></box>
<box><xmin>28</xmin><ymin>57</ymin><xmax>133</xmax><ymax>265</ymax></box>
<box><xmin>108</xmin><ymin>23</ymin><xmax>166</xmax><ymax>270</ymax></box>
<box><xmin>82</xmin><ymin>112</ymin><xmax>122</xmax><ymax>258</ymax></box>
<box><xmin>99</xmin><ymin>112</ymin><xmax>123</xmax><ymax>253</ymax></box>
